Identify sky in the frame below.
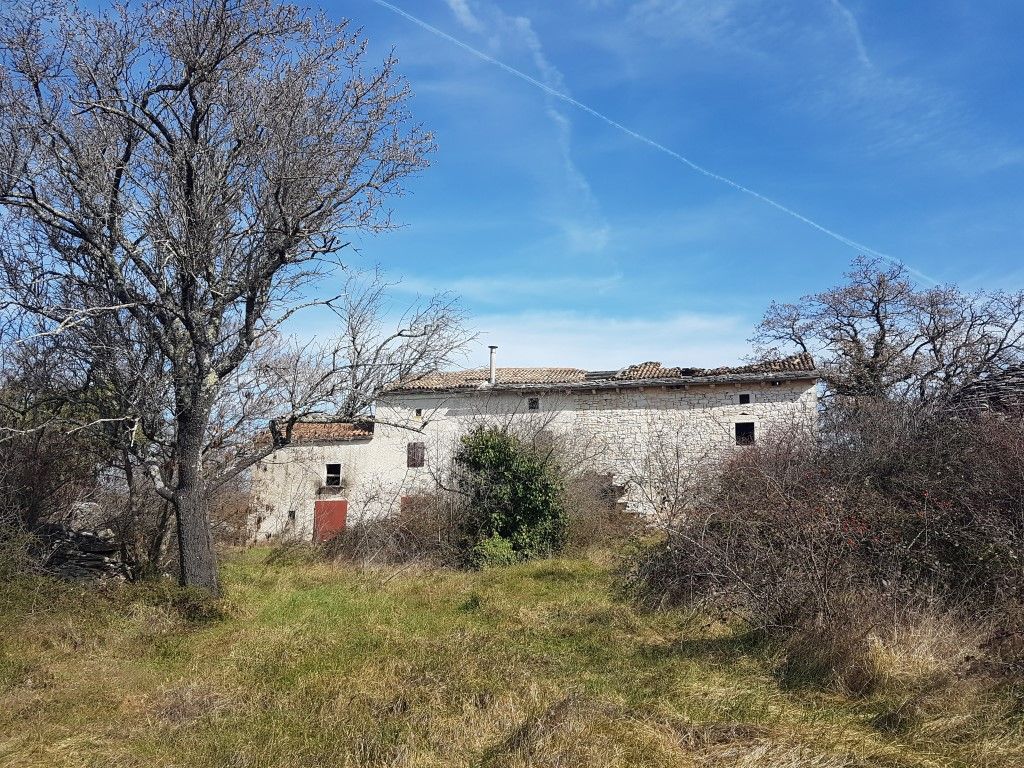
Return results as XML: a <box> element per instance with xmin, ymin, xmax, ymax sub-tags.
<box><xmin>303</xmin><ymin>0</ymin><xmax>1024</xmax><ymax>370</ymax></box>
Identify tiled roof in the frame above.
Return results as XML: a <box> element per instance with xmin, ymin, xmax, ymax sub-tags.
<box><xmin>616</xmin><ymin>362</ymin><xmax>693</xmax><ymax>380</ymax></box>
<box><xmin>278</xmin><ymin>420</ymin><xmax>374</xmax><ymax>444</ymax></box>
<box><xmin>398</xmin><ymin>367</ymin><xmax>588</xmax><ymax>391</ymax></box>
<box><xmin>704</xmin><ymin>352</ymin><xmax>817</xmax><ymax>376</ymax></box>
<box><xmin>615</xmin><ymin>353</ymin><xmax>815</xmax><ymax>380</ymax></box>
<box><xmin>389</xmin><ymin>354</ymin><xmax>817</xmax><ymax>394</ymax></box>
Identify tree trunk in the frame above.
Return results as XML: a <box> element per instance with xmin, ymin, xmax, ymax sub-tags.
<box><xmin>143</xmin><ymin>500</ymin><xmax>174</xmax><ymax>579</ymax></box>
<box><xmin>173</xmin><ymin>402</ymin><xmax>220</xmax><ymax>594</ymax></box>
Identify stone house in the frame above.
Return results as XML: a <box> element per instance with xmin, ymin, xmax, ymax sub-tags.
<box><xmin>249</xmin><ymin>351</ymin><xmax>819</xmax><ymax>542</ymax></box>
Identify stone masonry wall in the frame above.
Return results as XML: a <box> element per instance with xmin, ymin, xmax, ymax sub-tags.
<box><xmin>251</xmin><ymin>378</ymin><xmax>817</xmax><ymax>541</ymax></box>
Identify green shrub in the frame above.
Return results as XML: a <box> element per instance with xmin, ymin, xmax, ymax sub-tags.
<box><xmin>454</xmin><ymin>427</ymin><xmax>568</xmax><ymax>566</ymax></box>
<box><xmin>470</xmin><ymin>533</ymin><xmax>519</xmax><ymax>568</ymax></box>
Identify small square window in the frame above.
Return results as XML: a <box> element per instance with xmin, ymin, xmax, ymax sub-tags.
<box><xmin>414</xmin><ymin>408</ymin><xmax>423</xmax><ymax>419</ymax></box>
<box><xmin>325</xmin><ymin>463</ymin><xmax>341</xmax><ymax>486</ymax></box>
<box><xmin>407</xmin><ymin>442</ymin><xmax>425</xmax><ymax>468</ymax></box>
<box><xmin>735</xmin><ymin>422</ymin><xmax>755</xmax><ymax>446</ymax></box>
<box><xmin>287</xmin><ymin>509</ymin><xmax>296</xmax><ymax>523</ymax></box>
<box><xmin>738</xmin><ymin>393</ymin><xmax>751</xmax><ymax>405</ymax></box>
<box><xmin>527</xmin><ymin>397</ymin><xmax>540</xmax><ymax>411</ymax></box>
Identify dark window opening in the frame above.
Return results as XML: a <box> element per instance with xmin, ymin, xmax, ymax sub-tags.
<box><xmin>771</xmin><ymin>381</ymin><xmax>782</xmax><ymax>387</ymax></box>
<box><xmin>255</xmin><ymin>515</ymin><xmax>263</xmax><ymax>530</ymax></box>
<box><xmin>407</xmin><ymin>442</ymin><xmax>425</xmax><ymax>468</ymax></box>
<box><xmin>738</xmin><ymin>393</ymin><xmax>751</xmax><ymax>405</ymax></box>
<box><xmin>325</xmin><ymin>463</ymin><xmax>342</xmax><ymax>486</ymax></box>
<box><xmin>527</xmin><ymin>397</ymin><xmax>540</xmax><ymax>411</ymax></box>
<box><xmin>287</xmin><ymin>509</ymin><xmax>296</xmax><ymax>523</ymax></box>
<box><xmin>414</xmin><ymin>408</ymin><xmax>423</xmax><ymax>418</ymax></box>
<box><xmin>735</xmin><ymin>422</ymin><xmax>755</xmax><ymax>446</ymax></box>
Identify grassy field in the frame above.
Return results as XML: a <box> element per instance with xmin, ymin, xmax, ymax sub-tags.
<box><xmin>1</xmin><ymin>549</ymin><xmax>1021</xmax><ymax>767</ymax></box>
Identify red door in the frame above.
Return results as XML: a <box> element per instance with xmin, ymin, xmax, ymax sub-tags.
<box><xmin>313</xmin><ymin>499</ymin><xmax>348</xmax><ymax>542</ymax></box>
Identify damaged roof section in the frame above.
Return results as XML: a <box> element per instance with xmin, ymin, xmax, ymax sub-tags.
<box><xmin>388</xmin><ymin>353</ymin><xmax>818</xmax><ymax>394</ymax></box>
<box><xmin>271</xmin><ymin>420</ymin><xmax>374</xmax><ymax>446</ymax></box>
<box><xmin>947</xmin><ymin>365</ymin><xmax>1024</xmax><ymax>413</ymax></box>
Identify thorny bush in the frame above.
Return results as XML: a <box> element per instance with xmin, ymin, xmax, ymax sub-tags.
<box><xmin>624</xmin><ymin>402</ymin><xmax>1024</xmax><ymax>683</ymax></box>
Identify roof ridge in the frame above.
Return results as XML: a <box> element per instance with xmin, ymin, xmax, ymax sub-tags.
<box><xmin>389</xmin><ymin>353</ymin><xmax>817</xmax><ymax>392</ymax></box>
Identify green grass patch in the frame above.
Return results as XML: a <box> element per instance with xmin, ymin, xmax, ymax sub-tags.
<box><xmin>0</xmin><ymin>549</ymin><xmax>1020</xmax><ymax>767</ymax></box>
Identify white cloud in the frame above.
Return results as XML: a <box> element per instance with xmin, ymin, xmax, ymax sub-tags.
<box><xmin>625</xmin><ymin>0</ymin><xmax>745</xmax><ymax>47</ymax></box>
<box><xmin>392</xmin><ymin>272</ymin><xmax>623</xmax><ymax>304</ymax></box>
<box><xmin>444</xmin><ymin>0</ymin><xmax>484</xmax><ymax>33</ymax></box>
<box><xmin>827</xmin><ymin>0</ymin><xmax>872</xmax><ymax>69</ymax></box>
<box><xmin>279</xmin><ymin>299</ymin><xmax>755</xmax><ymax>373</ymax></box>
<box><xmin>438</xmin><ymin>1</ymin><xmax>610</xmax><ymax>255</ymax></box>
<box><xmin>468</xmin><ymin>309</ymin><xmax>752</xmax><ymax>369</ymax></box>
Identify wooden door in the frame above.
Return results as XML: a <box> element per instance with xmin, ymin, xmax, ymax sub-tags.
<box><xmin>313</xmin><ymin>499</ymin><xmax>348</xmax><ymax>542</ymax></box>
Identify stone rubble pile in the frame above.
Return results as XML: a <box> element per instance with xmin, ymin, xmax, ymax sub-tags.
<box><xmin>37</xmin><ymin>523</ymin><xmax>133</xmax><ymax>581</ymax></box>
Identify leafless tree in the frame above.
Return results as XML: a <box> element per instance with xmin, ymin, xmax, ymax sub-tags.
<box><xmin>333</xmin><ymin>272</ymin><xmax>469</xmax><ymax>420</ymax></box>
<box><xmin>753</xmin><ymin>256</ymin><xmax>1024</xmax><ymax>405</ymax></box>
<box><xmin>0</xmin><ymin>0</ymin><xmax>438</xmax><ymax>592</ymax></box>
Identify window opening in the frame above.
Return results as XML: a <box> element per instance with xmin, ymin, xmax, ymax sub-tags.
<box><xmin>407</xmin><ymin>442</ymin><xmax>425</xmax><ymax>468</ymax></box>
<box><xmin>735</xmin><ymin>422</ymin><xmax>755</xmax><ymax>446</ymax></box>
<box><xmin>325</xmin><ymin>463</ymin><xmax>342</xmax><ymax>486</ymax></box>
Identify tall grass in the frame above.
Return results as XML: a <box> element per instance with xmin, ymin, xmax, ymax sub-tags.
<box><xmin>1</xmin><ymin>550</ymin><xmax>1022</xmax><ymax>767</ymax></box>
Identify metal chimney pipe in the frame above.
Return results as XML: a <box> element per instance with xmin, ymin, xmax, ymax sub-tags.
<box><xmin>488</xmin><ymin>345</ymin><xmax>498</xmax><ymax>385</ymax></box>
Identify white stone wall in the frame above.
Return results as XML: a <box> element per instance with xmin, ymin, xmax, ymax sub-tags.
<box><xmin>251</xmin><ymin>378</ymin><xmax>817</xmax><ymax>540</ymax></box>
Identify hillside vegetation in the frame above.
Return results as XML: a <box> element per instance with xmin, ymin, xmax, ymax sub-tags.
<box><xmin>2</xmin><ymin>550</ymin><xmax>1021</xmax><ymax>768</ymax></box>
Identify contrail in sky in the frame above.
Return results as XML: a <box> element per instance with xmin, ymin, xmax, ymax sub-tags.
<box><xmin>369</xmin><ymin>0</ymin><xmax>937</xmax><ymax>285</ymax></box>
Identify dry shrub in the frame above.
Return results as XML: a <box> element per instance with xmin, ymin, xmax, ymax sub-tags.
<box><xmin>625</xmin><ymin>402</ymin><xmax>1024</xmax><ymax>698</ymax></box>
<box><xmin>980</xmin><ymin>609</ymin><xmax>1024</xmax><ymax>680</ymax></box>
<box><xmin>860</xmin><ymin>611</ymin><xmax>1016</xmax><ymax>742</ymax></box>
<box><xmin>321</xmin><ymin>423</ymin><xmax>637</xmax><ymax>568</ymax></box>
<box><xmin>0</xmin><ymin>514</ymin><xmax>36</xmax><ymax>580</ymax></box>
<box><xmin>323</xmin><ymin>476</ymin><xmax>639</xmax><ymax>569</ymax></box>
<box><xmin>776</xmin><ymin>602</ymin><xmax>883</xmax><ymax>696</ymax></box>
<box><xmin>561</xmin><ymin>471</ymin><xmax>639</xmax><ymax>553</ymax></box>
<box><xmin>319</xmin><ymin>492</ymin><xmax>464</xmax><ymax>567</ymax></box>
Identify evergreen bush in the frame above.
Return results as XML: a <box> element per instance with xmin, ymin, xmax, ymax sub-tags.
<box><xmin>454</xmin><ymin>426</ymin><xmax>567</xmax><ymax>565</ymax></box>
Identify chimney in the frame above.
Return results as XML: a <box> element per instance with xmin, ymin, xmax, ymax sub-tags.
<box><xmin>488</xmin><ymin>345</ymin><xmax>498</xmax><ymax>385</ymax></box>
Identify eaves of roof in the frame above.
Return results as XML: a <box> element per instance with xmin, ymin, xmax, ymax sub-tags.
<box><xmin>384</xmin><ymin>369</ymin><xmax>821</xmax><ymax>396</ymax></box>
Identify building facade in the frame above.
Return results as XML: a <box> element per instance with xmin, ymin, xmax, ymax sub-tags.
<box><xmin>250</xmin><ymin>354</ymin><xmax>819</xmax><ymax>541</ymax></box>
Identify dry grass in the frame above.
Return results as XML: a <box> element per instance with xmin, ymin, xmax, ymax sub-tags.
<box><xmin>1</xmin><ymin>550</ymin><xmax>1021</xmax><ymax>767</ymax></box>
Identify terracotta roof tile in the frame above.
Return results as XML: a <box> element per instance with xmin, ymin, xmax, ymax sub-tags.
<box><xmin>704</xmin><ymin>352</ymin><xmax>817</xmax><ymax>376</ymax></box>
<box><xmin>398</xmin><ymin>367</ymin><xmax>588</xmax><ymax>391</ymax></box>
<box><xmin>390</xmin><ymin>354</ymin><xmax>817</xmax><ymax>394</ymax></box>
<box><xmin>278</xmin><ymin>421</ymin><xmax>374</xmax><ymax>444</ymax></box>
<box><xmin>615</xmin><ymin>353</ymin><xmax>816</xmax><ymax>381</ymax></box>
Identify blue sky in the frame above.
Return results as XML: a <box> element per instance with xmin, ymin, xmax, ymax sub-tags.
<box><xmin>306</xmin><ymin>0</ymin><xmax>1024</xmax><ymax>369</ymax></box>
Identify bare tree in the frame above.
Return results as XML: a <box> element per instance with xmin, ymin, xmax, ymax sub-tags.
<box><xmin>0</xmin><ymin>0</ymin><xmax>435</xmax><ymax>592</ymax></box>
<box><xmin>753</xmin><ymin>256</ymin><xmax>1024</xmax><ymax>404</ymax></box>
<box><xmin>333</xmin><ymin>272</ymin><xmax>469</xmax><ymax>420</ymax></box>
